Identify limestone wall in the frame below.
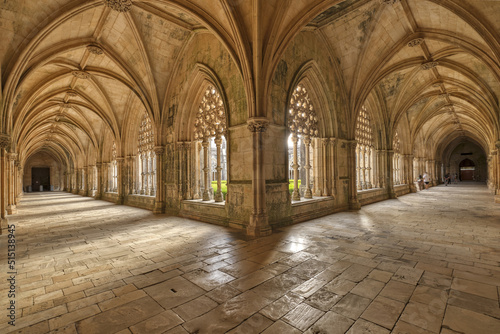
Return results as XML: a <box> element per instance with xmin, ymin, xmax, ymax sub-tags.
<box><xmin>23</xmin><ymin>152</ymin><xmax>65</xmax><ymax>191</ymax></box>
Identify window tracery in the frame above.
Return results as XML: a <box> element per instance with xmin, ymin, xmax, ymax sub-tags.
<box><xmin>136</xmin><ymin>112</ymin><xmax>155</xmax><ymax>196</ymax></box>
<box><xmin>288</xmin><ymin>84</ymin><xmax>318</xmax><ymax>201</ymax></box>
<box><xmin>193</xmin><ymin>85</ymin><xmax>227</xmax><ymax>202</ymax></box>
<box><xmin>355</xmin><ymin>106</ymin><xmax>374</xmax><ymax>190</ymax></box>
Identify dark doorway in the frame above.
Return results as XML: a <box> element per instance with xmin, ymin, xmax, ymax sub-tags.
<box><xmin>459</xmin><ymin>159</ymin><xmax>475</xmax><ymax>181</ymax></box>
<box><xmin>32</xmin><ymin>168</ymin><xmax>50</xmax><ymax>191</ymax></box>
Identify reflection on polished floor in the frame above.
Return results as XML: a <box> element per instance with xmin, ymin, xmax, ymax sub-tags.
<box><xmin>1</xmin><ymin>184</ymin><xmax>500</xmax><ymax>333</ymax></box>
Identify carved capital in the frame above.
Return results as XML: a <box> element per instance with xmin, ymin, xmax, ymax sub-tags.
<box><xmin>72</xmin><ymin>71</ymin><xmax>90</xmax><ymax>79</ymax></box>
<box><xmin>7</xmin><ymin>153</ymin><xmax>18</xmax><ymax>161</ymax></box>
<box><xmin>495</xmin><ymin>141</ymin><xmax>500</xmax><ymax>149</ymax></box>
<box><xmin>103</xmin><ymin>0</ymin><xmax>132</xmax><ymax>12</ymax></box>
<box><xmin>0</xmin><ymin>134</ymin><xmax>10</xmax><ymax>149</ymax></box>
<box><xmin>421</xmin><ymin>61</ymin><xmax>439</xmax><ymax>70</ymax></box>
<box><xmin>247</xmin><ymin>118</ymin><xmax>269</xmax><ymax>133</ymax></box>
<box><xmin>87</xmin><ymin>44</ymin><xmax>104</xmax><ymax>55</ymax></box>
<box><xmin>154</xmin><ymin>146</ymin><xmax>165</xmax><ymax>155</ymax></box>
<box><xmin>407</xmin><ymin>38</ymin><xmax>424</xmax><ymax>47</ymax></box>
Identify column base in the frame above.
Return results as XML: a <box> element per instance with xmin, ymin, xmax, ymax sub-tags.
<box><xmin>0</xmin><ymin>217</ymin><xmax>8</xmax><ymax>235</ymax></box>
<box><xmin>214</xmin><ymin>192</ymin><xmax>223</xmax><ymax>202</ymax></box>
<box><xmin>348</xmin><ymin>198</ymin><xmax>361</xmax><ymax>210</ymax></box>
<box><xmin>495</xmin><ymin>195</ymin><xmax>500</xmax><ymax>204</ymax></box>
<box><xmin>247</xmin><ymin>214</ymin><xmax>272</xmax><ymax>237</ymax></box>
<box><xmin>409</xmin><ymin>184</ymin><xmax>417</xmax><ymax>193</ymax></box>
<box><xmin>388</xmin><ymin>191</ymin><xmax>397</xmax><ymax>199</ymax></box>
<box><xmin>7</xmin><ymin>205</ymin><xmax>17</xmax><ymax>215</ymax></box>
<box><xmin>153</xmin><ymin>200</ymin><xmax>165</xmax><ymax>214</ymax></box>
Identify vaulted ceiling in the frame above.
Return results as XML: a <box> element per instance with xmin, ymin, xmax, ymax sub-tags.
<box><xmin>1</xmin><ymin>0</ymin><xmax>499</xmax><ymax>167</ymax></box>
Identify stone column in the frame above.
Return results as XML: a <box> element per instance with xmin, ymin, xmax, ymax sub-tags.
<box><xmin>7</xmin><ymin>153</ymin><xmax>18</xmax><ymax>214</ymax></box>
<box><xmin>202</xmin><ymin>139</ymin><xmax>211</xmax><ymax>201</ymax></box>
<box><xmin>214</xmin><ymin>136</ymin><xmax>223</xmax><ymax>202</ymax></box>
<box><xmin>247</xmin><ymin>118</ymin><xmax>271</xmax><ymax>236</ymax></box>
<box><xmin>406</xmin><ymin>155</ymin><xmax>417</xmax><ymax>192</ymax></box>
<box><xmin>117</xmin><ymin>157</ymin><xmax>125</xmax><ymax>204</ymax></box>
<box><xmin>322</xmin><ymin>138</ymin><xmax>329</xmax><ymax>196</ymax></box>
<box><xmin>330</xmin><ymin>138</ymin><xmax>337</xmax><ymax>197</ymax></box>
<box><xmin>0</xmin><ymin>135</ymin><xmax>9</xmax><ymax>231</ymax></box>
<box><xmin>185</xmin><ymin>142</ymin><xmax>192</xmax><ymax>200</ymax></box>
<box><xmin>386</xmin><ymin>150</ymin><xmax>397</xmax><ymax>199</ymax></box>
<box><xmin>83</xmin><ymin>166</ymin><xmax>89</xmax><ymax>196</ymax></box>
<box><xmin>348</xmin><ymin>141</ymin><xmax>361</xmax><ymax>210</ymax></box>
<box><xmin>374</xmin><ymin>150</ymin><xmax>381</xmax><ymax>188</ymax></box>
<box><xmin>291</xmin><ymin>134</ymin><xmax>300</xmax><ymax>201</ymax></box>
<box><xmin>14</xmin><ymin>161</ymin><xmax>20</xmax><ymax>204</ymax></box>
<box><xmin>193</xmin><ymin>142</ymin><xmax>202</xmax><ymax>199</ymax></box>
<box><xmin>95</xmin><ymin>163</ymin><xmax>102</xmax><ymax>199</ymax></box>
<box><xmin>154</xmin><ymin>146</ymin><xmax>165</xmax><ymax>213</ymax></box>
<box><xmin>303</xmin><ymin>136</ymin><xmax>313</xmax><ymax>199</ymax></box>
<box><xmin>367</xmin><ymin>147</ymin><xmax>373</xmax><ymax>189</ymax></box>
<box><xmin>356</xmin><ymin>145</ymin><xmax>362</xmax><ymax>190</ymax></box>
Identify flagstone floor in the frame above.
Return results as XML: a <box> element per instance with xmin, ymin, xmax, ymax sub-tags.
<box><xmin>1</xmin><ymin>183</ymin><xmax>500</xmax><ymax>333</ymax></box>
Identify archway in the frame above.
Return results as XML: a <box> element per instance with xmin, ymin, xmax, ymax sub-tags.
<box><xmin>459</xmin><ymin>159</ymin><xmax>475</xmax><ymax>181</ymax></box>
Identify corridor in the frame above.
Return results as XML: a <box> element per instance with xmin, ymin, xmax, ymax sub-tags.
<box><xmin>1</xmin><ymin>184</ymin><xmax>500</xmax><ymax>333</ymax></box>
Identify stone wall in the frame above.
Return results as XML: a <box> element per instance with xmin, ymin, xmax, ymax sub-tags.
<box><xmin>23</xmin><ymin>152</ymin><xmax>65</xmax><ymax>191</ymax></box>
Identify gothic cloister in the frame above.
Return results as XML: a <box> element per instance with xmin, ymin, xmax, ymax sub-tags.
<box><xmin>1</xmin><ymin>0</ymin><xmax>500</xmax><ymax>333</ymax></box>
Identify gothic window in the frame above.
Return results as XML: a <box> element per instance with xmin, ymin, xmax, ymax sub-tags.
<box><xmin>393</xmin><ymin>130</ymin><xmax>402</xmax><ymax>185</ymax></box>
<box><xmin>193</xmin><ymin>85</ymin><xmax>227</xmax><ymax>202</ymax></box>
<box><xmin>288</xmin><ymin>84</ymin><xmax>318</xmax><ymax>201</ymax></box>
<box><xmin>136</xmin><ymin>112</ymin><xmax>156</xmax><ymax>196</ymax></box>
<box><xmin>355</xmin><ymin>106</ymin><xmax>374</xmax><ymax>191</ymax></box>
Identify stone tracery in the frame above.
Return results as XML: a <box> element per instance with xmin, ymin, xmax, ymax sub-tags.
<box><xmin>288</xmin><ymin>84</ymin><xmax>319</xmax><ymax>201</ymax></box>
<box><xmin>355</xmin><ymin>106</ymin><xmax>374</xmax><ymax>191</ymax></box>
<box><xmin>193</xmin><ymin>86</ymin><xmax>227</xmax><ymax>202</ymax></box>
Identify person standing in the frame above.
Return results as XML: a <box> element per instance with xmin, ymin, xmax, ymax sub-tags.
<box><xmin>423</xmin><ymin>172</ymin><xmax>430</xmax><ymax>189</ymax></box>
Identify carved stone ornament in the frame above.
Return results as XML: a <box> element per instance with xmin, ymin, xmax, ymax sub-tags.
<box><xmin>408</xmin><ymin>38</ymin><xmax>424</xmax><ymax>47</ymax></box>
<box><xmin>87</xmin><ymin>44</ymin><xmax>104</xmax><ymax>55</ymax></box>
<box><xmin>440</xmin><ymin>93</ymin><xmax>449</xmax><ymax>98</ymax></box>
<box><xmin>432</xmin><ymin>82</ymin><xmax>442</xmax><ymax>88</ymax></box>
<box><xmin>247</xmin><ymin>118</ymin><xmax>269</xmax><ymax>133</ymax></box>
<box><xmin>496</xmin><ymin>140</ymin><xmax>500</xmax><ymax>149</ymax></box>
<box><xmin>103</xmin><ymin>0</ymin><xmax>132</xmax><ymax>13</ymax></box>
<box><xmin>72</xmin><ymin>71</ymin><xmax>90</xmax><ymax>79</ymax></box>
<box><xmin>60</xmin><ymin>102</ymin><xmax>72</xmax><ymax>109</ymax></box>
<box><xmin>380</xmin><ymin>0</ymin><xmax>401</xmax><ymax>4</ymax></box>
<box><xmin>0</xmin><ymin>134</ymin><xmax>10</xmax><ymax>149</ymax></box>
<box><xmin>421</xmin><ymin>61</ymin><xmax>439</xmax><ymax>70</ymax></box>
<box><xmin>154</xmin><ymin>146</ymin><xmax>165</xmax><ymax>155</ymax></box>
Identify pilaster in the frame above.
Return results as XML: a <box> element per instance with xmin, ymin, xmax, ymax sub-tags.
<box><xmin>347</xmin><ymin>141</ymin><xmax>361</xmax><ymax>210</ymax></box>
<box><xmin>154</xmin><ymin>146</ymin><xmax>165</xmax><ymax>213</ymax></box>
<box><xmin>246</xmin><ymin>118</ymin><xmax>272</xmax><ymax>237</ymax></box>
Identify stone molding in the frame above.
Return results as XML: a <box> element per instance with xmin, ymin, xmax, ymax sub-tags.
<box><xmin>380</xmin><ymin>0</ymin><xmax>400</xmax><ymax>4</ymax></box>
<box><xmin>247</xmin><ymin>118</ymin><xmax>269</xmax><ymax>133</ymax></box>
<box><xmin>103</xmin><ymin>0</ymin><xmax>132</xmax><ymax>12</ymax></box>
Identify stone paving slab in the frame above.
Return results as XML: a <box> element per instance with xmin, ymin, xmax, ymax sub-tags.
<box><xmin>0</xmin><ymin>184</ymin><xmax>499</xmax><ymax>333</ymax></box>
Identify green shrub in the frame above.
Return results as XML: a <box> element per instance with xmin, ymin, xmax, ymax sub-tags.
<box><xmin>211</xmin><ymin>180</ymin><xmax>227</xmax><ymax>197</ymax></box>
<box><xmin>289</xmin><ymin>179</ymin><xmax>301</xmax><ymax>194</ymax></box>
